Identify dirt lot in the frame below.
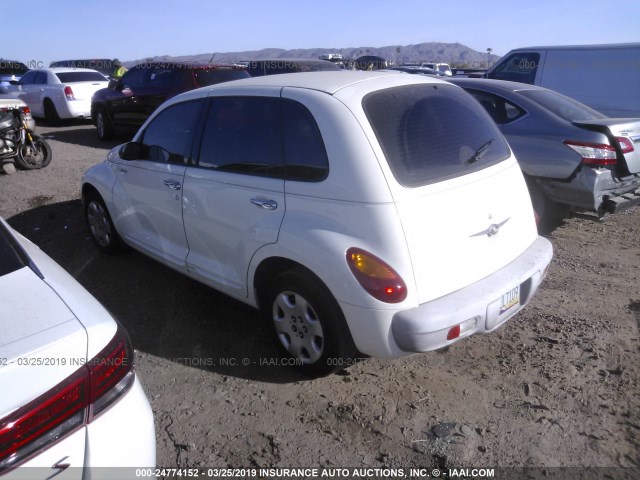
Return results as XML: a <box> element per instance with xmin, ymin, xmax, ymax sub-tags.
<box><xmin>2</xmin><ymin>122</ymin><xmax>639</xmax><ymax>478</ymax></box>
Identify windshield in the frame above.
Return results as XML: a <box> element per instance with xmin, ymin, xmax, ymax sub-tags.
<box><xmin>518</xmin><ymin>89</ymin><xmax>608</xmax><ymax>122</ymax></box>
<box><xmin>363</xmin><ymin>84</ymin><xmax>510</xmax><ymax>187</ymax></box>
<box><xmin>0</xmin><ymin>61</ymin><xmax>28</xmax><ymax>76</ymax></box>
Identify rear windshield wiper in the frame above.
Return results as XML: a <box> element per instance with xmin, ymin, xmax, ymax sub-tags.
<box><xmin>466</xmin><ymin>138</ymin><xmax>495</xmax><ymax>164</ymax></box>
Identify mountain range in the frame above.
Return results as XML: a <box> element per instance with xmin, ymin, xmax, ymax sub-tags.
<box><xmin>125</xmin><ymin>42</ymin><xmax>500</xmax><ymax>69</ymax></box>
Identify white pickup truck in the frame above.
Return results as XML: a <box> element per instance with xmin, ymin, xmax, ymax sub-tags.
<box><xmin>4</xmin><ymin>67</ymin><xmax>108</xmax><ymax>124</ymax></box>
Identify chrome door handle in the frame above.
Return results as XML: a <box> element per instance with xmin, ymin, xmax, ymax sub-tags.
<box><xmin>163</xmin><ymin>180</ymin><xmax>182</xmax><ymax>190</ymax></box>
<box><xmin>250</xmin><ymin>198</ymin><xmax>277</xmax><ymax>210</ymax></box>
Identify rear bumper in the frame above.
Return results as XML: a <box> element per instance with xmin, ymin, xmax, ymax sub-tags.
<box><xmin>540</xmin><ymin>168</ymin><xmax>640</xmax><ymax>213</ymax></box>
<box><xmin>59</xmin><ymin>99</ymin><xmax>92</xmax><ymax>119</ymax></box>
<box><xmin>602</xmin><ymin>185</ymin><xmax>640</xmax><ymax>213</ymax></box>
<box><xmin>391</xmin><ymin>236</ymin><xmax>552</xmax><ymax>352</ymax></box>
<box><xmin>340</xmin><ymin>236</ymin><xmax>553</xmax><ymax>357</ymax></box>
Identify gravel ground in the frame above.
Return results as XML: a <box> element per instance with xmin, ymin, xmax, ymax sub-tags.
<box><xmin>2</xmin><ymin>121</ymin><xmax>639</xmax><ymax>479</ymax></box>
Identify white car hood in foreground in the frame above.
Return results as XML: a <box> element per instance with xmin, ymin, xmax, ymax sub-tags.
<box><xmin>0</xmin><ymin>267</ymin><xmax>87</xmax><ymax>417</ymax></box>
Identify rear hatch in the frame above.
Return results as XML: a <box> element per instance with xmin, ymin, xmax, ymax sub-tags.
<box><xmin>0</xmin><ymin>267</ymin><xmax>87</xmax><ymax>418</ymax></box>
<box><xmin>0</xmin><ymin>221</ymin><xmax>87</xmax><ymax>419</ymax></box>
<box><xmin>573</xmin><ymin>119</ymin><xmax>640</xmax><ymax>174</ymax></box>
<box><xmin>55</xmin><ymin>71</ymin><xmax>109</xmax><ymax>100</ymax></box>
<box><xmin>362</xmin><ymin>82</ymin><xmax>539</xmax><ymax>303</ymax></box>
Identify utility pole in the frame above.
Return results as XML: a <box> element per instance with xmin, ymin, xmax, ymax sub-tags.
<box><xmin>487</xmin><ymin>48</ymin><xmax>493</xmax><ymax>69</ymax></box>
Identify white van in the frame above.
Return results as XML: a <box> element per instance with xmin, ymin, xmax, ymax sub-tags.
<box><xmin>486</xmin><ymin>43</ymin><xmax>640</xmax><ymax>117</ymax></box>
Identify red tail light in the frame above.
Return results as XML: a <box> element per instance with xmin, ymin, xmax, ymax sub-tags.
<box><xmin>616</xmin><ymin>137</ymin><xmax>635</xmax><ymax>154</ymax></box>
<box><xmin>20</xmin><ymin>106</ymin><xmax>30</xmax><ymax>115</ymax></box>
<box><xmin>64</xmin><ymin>86</ymin><xmax>75</xmax><ymax>100</ymax></box>
<box><xmin>0</xmin><ymin>325</ymin><xmax>134</xmax><ymax>470</ymax></box>
<box><xmin>563</xmin><ymin>140</ymin><xmax>617</xmax><ymax>166</ymax></box>
<box><xmin>346</xmin><ymin>248</ymin><xmax>407</xmax><ymax>303</ymax></box>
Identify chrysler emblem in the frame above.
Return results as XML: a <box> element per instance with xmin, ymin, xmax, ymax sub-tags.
<box><xmin>471</xmin><ymin>217</ymin><xmax>510</xmax><ymax>237</ymax></box>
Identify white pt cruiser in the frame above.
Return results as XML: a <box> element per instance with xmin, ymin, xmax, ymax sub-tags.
<box><xmin>81</xmin><ymin>71</ymin><xmax>553</xmax><ymax>376</ymax></box>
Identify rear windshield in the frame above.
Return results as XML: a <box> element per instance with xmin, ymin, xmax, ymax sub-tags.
<box><xmin>363</xmin><ymin>84</ymin><xmax>510</xmax><ymax>187</ymax></box>
<box><xmin>0</xmin><ymin>61</ymin><xmax>28</xmax><ymax>76</ymax></box>
<box><xmin>518</xmin><ymin>89</ymin><xmax>607</xmax><ymax>122</ymax></box>
<box><xmin>0</xmin><ymin>223</ymin><xmax>26</xmax><ymax>277</ymax></box>
<box><xmin>56</xmin><ymin>71</ymin><xmax>107</xmax><ymax>83</ymax></box>
<box><xmin>193</xmin><ymin>69</ymin><xmax>249</xmax><ymax>87</ymax></box>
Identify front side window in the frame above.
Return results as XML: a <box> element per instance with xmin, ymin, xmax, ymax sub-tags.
<box><xmin>141</xmin><ymin>100</ymin><xmax>203</xmax><ymax>164</ymax></box>
<box><xmin>198</xmin><ymin>97</ymin><xmax>283</xmax><ymax>177</ymax></box>
<box><xmin>489</xmin><ymin>52</ymin><xmax>540</xmax><ymax>84</ymax></box>
<box><xmin>363</xmin><ymin>84</ymin><xmax>510</xmax><ymax>187</ymax></box>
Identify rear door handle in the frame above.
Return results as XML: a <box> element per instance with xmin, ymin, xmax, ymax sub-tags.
<box><xmin>163</xmin><ymin>180</ymin><xmax>182</xmax><ymax>190</ymax></box>
<box><xmin>250</xmin><ymin>198</ymin><xmax>277</xmax><ymax>210</ymax></box>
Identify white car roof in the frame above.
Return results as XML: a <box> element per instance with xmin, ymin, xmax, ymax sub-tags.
<box><xmin>217</xmin><ymin>71</ymin><xmax>412</xmax><ymax>94</ymax></box>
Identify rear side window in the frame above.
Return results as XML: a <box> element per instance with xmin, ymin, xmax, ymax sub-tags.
<box><xmin>55</xmin><ymin>72</ymin><xmax>107</xmax><ymax>83</ymax></box>
<box><xmin>489</xmin><ymin>52</ymin><xmax>540</xmax><ymax>84</ymax></box>
<box><xmin>363</xmin><ymin>84</ymin><xmax>510</xmax><ymax>187</ymax></box>
<box><xmin>283</xmin><ymin>100</ymin><xmax>328</xmax><ymax>181</ymax></box>
<box><xmin>198</xmin><ymin>97</ymin><xmax>283</xmax><ymax>177</ymax></box>
<box><xmin>465</xmin><ymin>89</ymin><xmax>526</xmax><ymax>124</ymax></box>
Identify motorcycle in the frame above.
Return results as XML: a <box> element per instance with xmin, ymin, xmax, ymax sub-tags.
<box><xmin>0</xmin><ymin>105</ymin><xmax>52</xmax><ymax>172</ymax></box>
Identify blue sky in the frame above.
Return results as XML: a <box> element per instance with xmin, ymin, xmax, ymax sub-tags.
<box><xmin>3</xmin><ymin>0</ymin><xmax>639</xmax><ymax>65</ymax></box>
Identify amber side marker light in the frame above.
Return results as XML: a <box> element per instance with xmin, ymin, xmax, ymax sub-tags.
<box><xmin>346</xmin><ymin>248</ymin><xmax>407</xmax><ymax>303</ymax></box>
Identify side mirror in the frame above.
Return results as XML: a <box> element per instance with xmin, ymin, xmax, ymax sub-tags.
<box><xmin>119</xmin><ymin>142</ymin><xmax>146</xmax><ymax>161</ymax></box>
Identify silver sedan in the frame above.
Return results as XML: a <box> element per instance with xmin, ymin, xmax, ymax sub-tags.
<box><xmin>449</xmin><ymin>78</ymin><xmax>640</xmax><ymax>232</ymax></box>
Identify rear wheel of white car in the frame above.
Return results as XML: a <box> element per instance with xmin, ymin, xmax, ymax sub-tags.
<box><xmin>43</xmin><ymin>100</ymin><xmax>60</xmax><ymax>126</ymax></box>
<box><xmin>263</xmin><ymin>268</ymin><xmax>357</xmax><ymax>377</ymax></box>
<box><xmin>84</xmin><ymin>190</ymin><xmax>123</xmax><ymax>254</ymax></box>
<box><xmin>95</xmin><ymin>109</ymin><xmax>114</xmax><ymax>141</ymax></box>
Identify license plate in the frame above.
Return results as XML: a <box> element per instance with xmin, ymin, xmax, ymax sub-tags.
<box><xmin>499</xmin><ymin>285</ymin><xmax>520</xmax><ymax>316</ymax></box>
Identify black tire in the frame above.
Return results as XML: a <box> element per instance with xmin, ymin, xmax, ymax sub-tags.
<box><xmin>525</xmin><ymin>177</ymin><xmax>568</xmax><ymax>234</ymax></box>
<box><xmin>84</xmin><ymin>190</ymin><xmax>124</xmax><ymax>254</ymax></box>
<box><xmin>15</xmin><ymin>135</ymin><xmax>52</xmax><ymax>170</ymax></box>
<box><xmin>95</xmin><ymin>109</ymin><xmax>114</xmax><ymax>141</ymax></box>
<box><xmin>44</xmin><ymin>100</ymin><xmax>60</xmax><ymax>126</ymax></box>
<box><xmin>262</xmin><ymin>268</ymin><xmax>357</xmax><ymax>377</ymax></box>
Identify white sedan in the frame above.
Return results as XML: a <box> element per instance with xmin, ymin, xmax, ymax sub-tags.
<box><xmin>0</xmin><ymin>218</ymin><xmax>155</xmax><ymax>475</ymax></box>
<box><xmin>3</xmin><ymin>68</ymin><xmax>108</xmax><ymax>124</ymax></box>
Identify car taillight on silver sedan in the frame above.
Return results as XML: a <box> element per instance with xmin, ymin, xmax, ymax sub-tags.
<box><xmin>0</xmin><ymin>325</ymin><xmax>134</xmax><ymax>470</ymax></box>
<box><xmin>563</xmin><ymin>140</ymin><xmax>617</xmax><ymax>166</ymax></box>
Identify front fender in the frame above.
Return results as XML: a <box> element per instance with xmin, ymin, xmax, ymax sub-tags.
<box><xmin>81</xmin><ymin>155</ymin><xmax>119</xmax><ymax>212</ymax></box>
